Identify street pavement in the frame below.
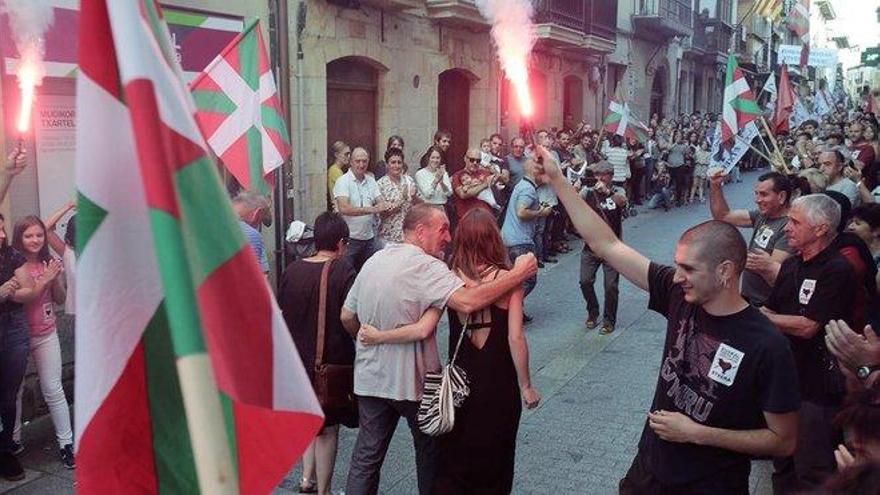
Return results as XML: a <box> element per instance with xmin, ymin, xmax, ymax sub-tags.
<box><xmin>1</xmin><ymin>169</ymin><xmax>776</xmax><ymax>494</ymax></box>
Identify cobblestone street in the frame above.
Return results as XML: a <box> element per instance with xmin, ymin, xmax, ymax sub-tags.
<box><xmin>277</xmin><ymin>170</ymin><xmax>776</xmax><ymax>494</ymax></box>
<box><xmin>1</xmin><ymin>171</ymin><xmax>776</xmax><ymax>494</ymax></box>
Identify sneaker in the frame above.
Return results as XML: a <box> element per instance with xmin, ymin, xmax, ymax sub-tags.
<box><xmin>600</xmin><ymin>322</ymin><xmax>615</xmax><ymax>335</ymax></box>
<box><xmin>60</xmin><ymin>444</ymin><xmax>75</xmax><ymax>470</ymax></box>
<box><xmin>9</xmin><ymin>441</ymin><xmax>23</xmax><ymax>456</ymax></box>
<box><xmin>0</xmin><ymin>452</ymin><xmax>24</xmax><ymax>481</ymax></box>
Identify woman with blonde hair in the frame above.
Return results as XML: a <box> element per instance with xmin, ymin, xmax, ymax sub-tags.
<box><xmin>327</xmin><ymin>141</ymin><xmax>351</xmax><ymax>206</ymax></box>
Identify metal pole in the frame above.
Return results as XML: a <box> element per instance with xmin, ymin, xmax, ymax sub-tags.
<box><xmin>295</xmin><ymin>2</ymin><xmax>308</xmax><ymax>230</ymax></box>
<box><xmin>269</xmin><ymin>0</ymin><xmax>292</xmax><ymax>284</ymax></box>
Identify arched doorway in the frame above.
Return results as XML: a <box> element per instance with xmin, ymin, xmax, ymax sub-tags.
<box><xmin>529</xmin><ymin>70</ymin><xmax>547</xmax><ymax>128</ymax></box>
<box><xmin>438</xmin><ymin>69</ymin><xmax>473</xmax><ymax>174</ymax></box>
<box><xmin>650</xmin><ymin>69</ymin><xmax>666</xmax><ymax>120</ymax></box>
<box><xmin>563</xmin><ymin>75</ymin><xmax>584</xmax><ymax>130</ymax></box>
<box><xmin>327</xmin><ymin>57</ymin><xmax>378</xmax><ymax>165</ymax></box>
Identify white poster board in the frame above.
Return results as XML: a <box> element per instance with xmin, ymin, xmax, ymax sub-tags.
<box><xmin>34</xmin><ymin>94</ymin><xmax>76</xmax><ymax>230</ymax></box>
<box><xmin>778</xmin><ymin>45</ymin><xmax>838</xmax><ymax>68</ymax></box>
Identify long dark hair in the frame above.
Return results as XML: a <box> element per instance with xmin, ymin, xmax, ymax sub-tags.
<box><xmin>13</xmin><ymin>215</ymin><xmax>52</xmax><ymax>262</ymax></box>
<box><xmin>448</xmin><ymin>209</ymin><xmax>510</xmax><ymax>281</ymax></box>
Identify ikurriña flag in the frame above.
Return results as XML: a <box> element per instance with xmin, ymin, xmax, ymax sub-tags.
<box><xmin>190</xmin><ymin>18</ymin><xmax>291</xmax><ymax>195</ymax></box>
<box><xmin>74</xmin><ymin>1</ymin><xmax>323</xmax><ymax>493</ymax></box>
<box><xmin>720</xmin><ymin>55</ymin><xmax>761</xmax><ymax>146</ymax></box>
<box><xmin>603</xmin><ymin>84</ymin><xmax>649</xmax><ymax>143</ymax></box>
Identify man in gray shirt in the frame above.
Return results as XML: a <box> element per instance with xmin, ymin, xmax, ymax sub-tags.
<box><xmin>506</xmin><ymin>136</ymin><xmax>528</xmax><ymax>186</ymax></box>
<box><xmin>341</xmin><ymin>203</ymin><xmax>537</xmax><ymax>495</ymax></box>
<box><xmin>820</xmin><ymin>149</ymin><xmax>860</xmax><ymax>207</ymax></box>
<box><xmin>709</xmin><ymin>170</ymin><xmax>793</xmax><ymax>306</ymax></box>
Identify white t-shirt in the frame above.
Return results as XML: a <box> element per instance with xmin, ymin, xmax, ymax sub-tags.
<box><xmin>606</xmin><ymin>147</ymin><xmax>631</xmax><ymax>182</ymax></box>
<box><xmin>344</xmin><ymin>243</ymin><xmax>464</xmax><ymax>401</ymax></box>
<box><xmin>333</xmin><ymin>170</ymin><xmax>382</xmax><ymax>240</ymax></box>
<box><xmin>827</xmin><ymin>178</ymin><xmax>859</xmax><ymax>208</ymax></box>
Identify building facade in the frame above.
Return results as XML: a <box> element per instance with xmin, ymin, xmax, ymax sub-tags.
<box><xmin>290</xmin><ymin>0</ymin><xmax>618</xmax><ymax>223</ymax></box>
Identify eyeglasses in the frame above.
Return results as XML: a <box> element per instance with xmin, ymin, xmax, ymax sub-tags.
<box><xmin>466</xmin><ymin>157</ymin><xmax>480</xmax><ymax>163</ymax></box>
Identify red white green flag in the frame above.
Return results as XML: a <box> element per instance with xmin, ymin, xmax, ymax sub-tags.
<box><xmin>721</xmin><ymin>54</ymin><xmax>761</xmax><ymax>146</ymax></box>
<box><xmin>190</xmin><ymin>18</ymin><xmax>290</xmax><ymax>195</ymax></box>
<box><xmin>786</xmin><ymin>0</ymin><xmax>810</xmax><ymax>66</ymax></box>
<box><xmin>74</xmin><ymin>1</ymin><xmax>322</xmax><ymax>493</ymax></box>
<box><xmin>603</xmin><ymin>85</ymin><xmax>648</xmax><ymax>143</ymax></box>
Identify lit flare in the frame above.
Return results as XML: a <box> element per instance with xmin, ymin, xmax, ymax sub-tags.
<box><xmin>16</xmin><ymin>61</ymin><xmax>38</xmax><ymax>133</ymax></box>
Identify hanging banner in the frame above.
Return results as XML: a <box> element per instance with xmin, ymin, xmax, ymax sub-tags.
<box><xmin>778</xmin><ymin>45</ymin><xmax>838</xmax><ymax>68</ymax></box>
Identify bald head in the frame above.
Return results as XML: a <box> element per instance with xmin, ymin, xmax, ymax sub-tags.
<box><xmin>350</xmin><ymin>147</ymin><xmax>369</xmax><ymax>179</ymax></box>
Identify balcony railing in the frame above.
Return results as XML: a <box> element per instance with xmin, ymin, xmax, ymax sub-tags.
<box><xmin>634</xmin><ymin>0</ymin><xmax>693</xmax><ymax>38</ymax></box>
<box><xmin>533</xmin><ymin>0</ymin><xmax>617</xmax><ymax>41</ymax></box>
<box><xmin>638</xmin><ymin>0</ymin><xmax>693</xmax><ymax>27</ymax></box>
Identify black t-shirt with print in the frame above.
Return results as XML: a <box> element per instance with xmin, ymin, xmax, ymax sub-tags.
<box><xmin>0</xmin><ymin>245</ymin><xmax>25</xmax><ymax>314</ymax></box>
<box><xmin>639</xmin><ymin>263</ymin><xmax>800</xmax><ymax>487</ymax></box>
<box><xmin>765</xmin><ymin>243</ymin><xmax>855</xmax><ymax>404</ymax></box>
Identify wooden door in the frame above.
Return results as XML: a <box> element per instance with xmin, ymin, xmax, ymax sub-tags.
<box><xmin>327</xmin><ymin>58</ymin><xmax>377</xmax><ymax>163</ymax></box>
<box><xmin>438</xmin><ymin>70</ymin><xmax>471</xmax><ymax>174</ymax></box>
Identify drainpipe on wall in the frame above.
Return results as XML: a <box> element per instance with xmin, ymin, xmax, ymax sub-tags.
<box><xmin>294</xmin><ymin>2</ymin><xmax>308</xmax><ymax>227</ymax></box>
<box><xmin>269</xmin><ymin>0</ymin><xmax>292</xmax><ymax>282</ymax></box>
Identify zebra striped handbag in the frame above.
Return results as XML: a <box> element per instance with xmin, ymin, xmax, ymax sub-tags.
<box><xmin>417</xmin><ymin>315</ymin><xmax>471</xmax><ymax>436</ymax></box>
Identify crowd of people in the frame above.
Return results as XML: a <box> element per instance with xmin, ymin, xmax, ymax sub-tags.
<box><xmin>281</xmin><ymin>91</ymin><xmax>880</xmax><ymax>494</ymax></box>
<box><xmin>2</xmin><ymin>78</ymin><xmax>880</xmax><ymax>494</ymax></box>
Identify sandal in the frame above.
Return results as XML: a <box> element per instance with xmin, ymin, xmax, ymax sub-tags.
<box><xmin>299</xmin><ymin>479</ymin><xmax>317</xmax><ymax>494</ymax></box>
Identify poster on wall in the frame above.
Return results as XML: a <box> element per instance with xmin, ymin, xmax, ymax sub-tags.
<box><xmin>34</xmin><ymin>93</ymin><xmax>76</xmax><ymax>233</ymax></box>
<box><xmin>1</xmin><ymin>3</ymin><xmax>244</xmax><ymax>216</ymax></box>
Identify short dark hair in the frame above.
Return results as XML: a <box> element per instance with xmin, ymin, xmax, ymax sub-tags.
<box><xmin>64</xmin><ymin>214</ymin><xmax>76</xmax><ymax>248</ymax></box>
<box><xmin>313</xmin><ymin>212</ymin><xmax>349</xmax><ymax>252</ymax></box>
<box><xmin>386</xmin><ymin>135</ymin><xmax>405</xmax><ymax>150</ymax></box>
<box><xmin>403</xmin><ymin>203</ymin><xmax>443</xmax><ymax>232</ymax></box>
<box><xmin>489</xmin><ymin>133</ymin><xmax>503</xmax><ymax>142</ymax></box>
<box><xmin>610</xmin><ymin>134</ymin><xmax>623</xmax><ymax>147</ymax></box>
<box><xmin>802</xmin><ymin>119</ymin><xmax>819</xmax><ymax>128</ymax></box>
<box><xmin>384</xmin><ymin>147</ymin><xmax>405</xmax><ymax>164</ymax></box>
<box><xmin>851</xmin><ymin>203</ymin><xmax>880</xmax><ymax>230</ymax></box>
<box><xmin>758</xmin><ymin>172</ymin><xmax>794</xmax><ymax>206</ymax></box>
<box><xmin>679</xmin><ymin>220</ymin><xmax>747</xmax><ymax>274</ymax></box>
<box><xmin>434</xmin><ymin>130</ymin><xmax>451</xmax><ymax>142</ymax></box>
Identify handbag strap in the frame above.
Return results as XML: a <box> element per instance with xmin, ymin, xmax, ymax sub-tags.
<box><xmin>315</xmin><ymin>260</ymin><xmax>333</xmax><ymax>368</ymax></box>
<box><xmin>449</xmin><ymin>313</ymin><xmax>471</xmax><ymax>366</ymax></box>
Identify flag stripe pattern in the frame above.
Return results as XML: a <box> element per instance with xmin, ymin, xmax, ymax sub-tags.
<box><xmin>75</xmin><ymin>1</ymin><xmax>323</xmax><ymax>494</ymax></box>
<box><xmin>603</xmin><ymin>85</ymin><xmax>649</xmax><ymax>143</ymax></box>
<box><xmin>191</xmin><ymin>18</ymin><xmax>291</xmax><ymax>195</ymax></box>
<box><xmin>721</xmin><ymin>55</ymin><xmax>761</xmax><ymax>146</ymax></box>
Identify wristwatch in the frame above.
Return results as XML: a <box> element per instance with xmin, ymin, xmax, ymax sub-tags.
<box><xmin>856</xmin><ymin>365</ymin><xmax>880</xmax><ymax>381</ymax></box>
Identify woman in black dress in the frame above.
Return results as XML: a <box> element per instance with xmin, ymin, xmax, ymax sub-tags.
<box><xmin>280</xmin><ymin>212</ymin><xmax>357</xmax><ymax>495</ymax></box>
<box><xmin>358</xmin><ymin>209</ymin><xmax>540</xmax><ymax>494</ymax></box>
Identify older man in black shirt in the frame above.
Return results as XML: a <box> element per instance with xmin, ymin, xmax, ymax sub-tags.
<box><xmin>762</xmin><ymin>193</ymin><xmax>856</xmax><ymax>494</ymax></box>
<box><xmin>538</xmin><ymin>146</ymin><xmax>800</xmax><ymax>494</ymax></box>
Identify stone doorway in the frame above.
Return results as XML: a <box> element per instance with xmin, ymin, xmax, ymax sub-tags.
<box><xmin>650</xmin><ymin>69</ymin><xmax>666</xmax><ymax>120</ymax></box>
<box><xmin>438</xmin><ymin>69</ymin><xmax>472</xmax><ymax>174</ymax></box>
<box><xmin>326</xmin><ymin>57</ymin><xmax>378</xmax><ymax>165</ymax></box>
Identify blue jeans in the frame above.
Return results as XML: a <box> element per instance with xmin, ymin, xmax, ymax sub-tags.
<box><xmin>648</xmin><ymin>188</ymin><xmax>671</xmax><ymax>209</ymax></box>
<box><xmin>0</xmin><ymin>309</ymin><xmax>30</xmax><ymax>452</ymax></box>
<box><xmin>346</xmin><ymin>396</ymin><xmax>437</xmax><ymax>495</ymax></box>
<box><xmin>347</xmin><ymin>237</ymin><xmax>379</xmax><ymax>272</ymax></box>
<box><xmin>507</xmin><ymin>243</ymin><xmax>537</xmax><ymax>297</ymax></box>
<box><xmin>533</xmin><ymin>219</ymin><xmax>546</xmax><ymax>261</ymax></box>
